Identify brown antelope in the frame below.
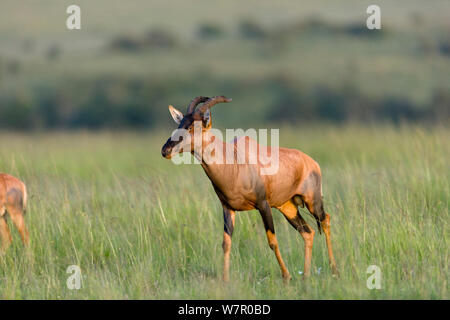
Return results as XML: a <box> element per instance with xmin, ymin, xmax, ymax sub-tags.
<box><xmin>0</xmin><ymin>173</ymin><xmax>29</xmax><ymax>250</ymax></box>
<box><xmin>161</xmin><ymin>96</ymin><xmax>338</xmax><ymax>281</ymax></box>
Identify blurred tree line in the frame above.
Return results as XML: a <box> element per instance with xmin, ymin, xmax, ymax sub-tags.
<box><xmin>0</xmin><ymin>16</ymin><xmax>448</xmax><ymax>130</ymax></box>
<box><xmin>0</xmin><ymin>75</ymin><xmax>448</xmax><ymax>130</ymax></box>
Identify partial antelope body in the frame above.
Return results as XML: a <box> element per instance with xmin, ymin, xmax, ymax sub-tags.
<box><xmin>161</xmin><ymin>96</ymin><xmax>338</xmax><ymax>281</ymax></box>
<box><xmin>0</xmin><ymin>173</ymin><xmax>29</xmax><ymax>250</ymax></box>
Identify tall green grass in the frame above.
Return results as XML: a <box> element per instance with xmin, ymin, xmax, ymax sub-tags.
<box><xmin>0</xmin><ymin>125</ymin><xmax>448</xmax><ymax>299</ymax></box>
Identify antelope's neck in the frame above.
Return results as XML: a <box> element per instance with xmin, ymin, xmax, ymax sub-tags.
<box><xmin>194</xmin><ymin>132</ymin><xmax>227</xmax><ymax>179</ymax></box>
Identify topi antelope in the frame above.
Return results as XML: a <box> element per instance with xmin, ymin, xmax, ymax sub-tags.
<box><xmin>0</xmin><ymin>173</ymin><xmax>29</xmax><ymax>250</ymax></box>
<box><xmin>161</xmin><ymin>96</ymin><xmax>338</xmax><ymax>281</ymax></box>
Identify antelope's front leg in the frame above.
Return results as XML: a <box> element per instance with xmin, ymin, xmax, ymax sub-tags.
<box><xmin>222</xmin><ymin>206</ymin><xmax>235</xmax><ymax>282</ymax></box>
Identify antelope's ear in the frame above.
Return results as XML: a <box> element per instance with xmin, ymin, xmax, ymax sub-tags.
<box><xmin>168</xmin><ymin>105</ymin><xmax>183</xmax><ymax>124</ymax></box>
<box><xmin>202</xmin><ymin>108</ymin><xmax>212</xmax><ymax>128</ymax></box>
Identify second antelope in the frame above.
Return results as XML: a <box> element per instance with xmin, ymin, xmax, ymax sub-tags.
<box><xmin>0</xmin><ymin>173</ymin><xmax>29</xmax><ymax>250</ymax></box>
<box><xmin>161</xmin><ymin>96</ymin><xmax>339</xmax><ymax>281</ymax></box>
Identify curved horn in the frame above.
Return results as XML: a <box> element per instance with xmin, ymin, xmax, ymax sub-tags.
<box><xmin>187</xmin><ymin>96</ymin><xmax>210</xmax><ymax>114</ymax></box>
<box><xmin>196</xmin><ymin>96</ymin><xmax>232</xmax><ymax>114</ymax></box>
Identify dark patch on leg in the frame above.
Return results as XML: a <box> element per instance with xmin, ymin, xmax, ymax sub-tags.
<box><xmin>304</xmin><ymin>197</ymin><xmax>326</xmax><ymax>234</ymax></box>
<box><xmin>315</xmin><ymin>199</ymin><xmax>326</xmax><ymax>223</ymax></box>
<box><xmin>223</xmin><ymin>207</ymin><xmax>234</xmax><ymax>236</ymax></box>
<box><xmin>301</xmin><ymin>171</ymin><xmax>326</xmax><ymax>233</ymax></box>
<box><xmin>258</xmin><ymin>201</ymin><xmax>275</xmax><ymax>234</ymax></box>
<box><xmin>286</xmin><ymin>213</ymin><xmax>311</xmax><ymax>234</ymax></box>
<box><xmin>313</xmin><ymin>199</ymin><xmax>326</xmax><ymax>234</ymax></box>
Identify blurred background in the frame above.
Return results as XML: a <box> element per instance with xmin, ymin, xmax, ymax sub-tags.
<box><xmin>0</xmin><ymin>0</ymin><xmax>449</xmax><ymax>130</ymax></box>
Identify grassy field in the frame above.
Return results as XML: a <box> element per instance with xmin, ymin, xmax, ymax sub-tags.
<box><xmin>0</xmin><ymin>125</ymin><xmax>448</xmax><ymax>299</ymax></box>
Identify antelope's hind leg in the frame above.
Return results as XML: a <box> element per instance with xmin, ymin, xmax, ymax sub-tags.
<box><xmin>0</xmin><ymin>207</ymin><xmax>12</xmax><ymax>251</ymax></box>
<box><xmin>222</xmin><ymin>206</ymin><xmax>235</xmax><ymax>282</ymax></box>
<box><xmin>7</xmin><ymin>206</ymin><xmax>29</xmax><ymax>247</ymax></box>
<box><xmin>278</xmin><ymin>200</ymin><xmax>315</xmax><ymax>277</ymax></box>
<box><xmin>6</xmin><ymin>189</ymin><xmax>29</xmax><ymax>247</ymax></box>
<box><xmin>302</xmin><ymin>194</ymin><xmax>339</xmax><ymax>276</ymax></box>
<box><xmin>258</xmin><ymin>200</ymin><xmax>291</xmax><ymax>281</ymax></box>
<box><xmin>321</xmin><ymin>213</ymin><xmax>339</xmax><ymax>276</ymax></box>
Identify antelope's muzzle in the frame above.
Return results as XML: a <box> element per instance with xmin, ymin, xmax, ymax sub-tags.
<box><xmin>161</xmin><ymin>138</ymin><xmax>177</xmax><ymax>159</ymax></box>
